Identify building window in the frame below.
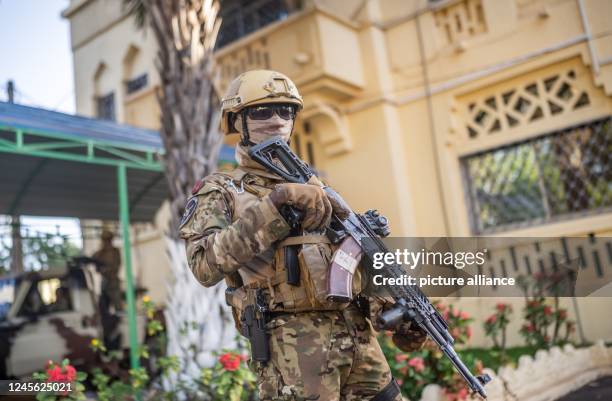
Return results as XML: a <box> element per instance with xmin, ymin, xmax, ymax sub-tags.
<box><xmin>96</xmin><ymin>92</ymin><xmax>116</xmax><ymax>121</ymax></box>
<box><xmin>462</xmin><ymin>117</ymin><xmax>611</xmax><ymax>233</ymax></box>
<box><xmin>126</xmin><ymin>73</ymin><xmax>148</xmax><ymax>95</ymax></box>
<box><xmin>216</xmin><ymin>0</ymin><xmax>302</xmax><ymax>48</ymax></box>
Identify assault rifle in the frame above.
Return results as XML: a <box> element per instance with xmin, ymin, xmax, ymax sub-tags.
<box><xmin>249</xmin><ymin>137</ymin><xmax>491</xmax><ymax>398</ymax></box>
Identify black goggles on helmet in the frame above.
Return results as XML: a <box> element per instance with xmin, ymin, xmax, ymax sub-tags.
<box><xmin>245</xmin><ymin>104</ymin><xmax>296</xmax><ymax>121</ymax></box>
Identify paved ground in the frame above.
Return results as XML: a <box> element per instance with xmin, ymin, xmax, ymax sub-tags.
<box><xmin>556</xmin><ymin>376</ymin><xmax>612</xmax><ymax>401</ymax></box>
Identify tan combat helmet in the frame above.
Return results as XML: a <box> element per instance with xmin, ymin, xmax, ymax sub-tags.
<box><xmin>220</xmin><ymin>69</ymin><xmax>303</xmax><ymax>135</ymax></box>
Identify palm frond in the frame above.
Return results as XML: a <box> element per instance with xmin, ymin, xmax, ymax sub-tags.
<box><xmin>123</xmin><ymin>0</ymin><xmax>148</xmax><ymax>28</ymax></box>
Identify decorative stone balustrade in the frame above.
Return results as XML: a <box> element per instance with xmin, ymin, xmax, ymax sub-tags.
<box><xmin>419</xmin><ymin>341</ymin><xmax>612</xmax><ymax>401</ymax></box>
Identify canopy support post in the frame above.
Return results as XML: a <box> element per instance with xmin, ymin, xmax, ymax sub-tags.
<box><xmin>117</xmin><ymin>163</ymin><xmax>139</xmax><ymax>370</ymax></box>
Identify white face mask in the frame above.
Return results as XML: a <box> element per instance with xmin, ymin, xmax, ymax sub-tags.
<box><xmin>234</xmin><ymin>113</ymin><xmax>294</xmax><ymax>144</ymax></box>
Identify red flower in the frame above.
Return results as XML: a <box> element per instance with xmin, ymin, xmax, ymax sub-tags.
<box><xmin>46</xmin><ymin>363</ymin><xmax>78</xmax><ymax>383</ymax></box>
<box><xmin>407</xmin><ymin>357</ymin><xmax>425</xmax><ymax>373</ymax></box>
<box><xmin>46</xmin><ymin>365</ymin><xmax>63</xmax><ymax>382</ymax></box>
<box><xmin>543</xmin><ymin>306</ymin><xmax>553</xmax><ymax>316</ymax></box>
<box><xmin>64</xmin><ymin>365</ymin><xmax>77</xmax><ymax>382</ymax></box>
<box><xmin>486</xmin><ymin>315</ymin><xmax>497</xmax><ymax>324</ymax></box>
<box><xmin>219</xmin><ymin>353</ymin><xmax>241</xmax><ymax>371</ymax></box>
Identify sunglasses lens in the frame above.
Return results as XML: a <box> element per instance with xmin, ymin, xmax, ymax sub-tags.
<box><xmin>247</xmin><ymin>107</ymin><xmax>274</xmax><ymax>120</ymax></box>
<box><xmin>246</xmin><ymin>105</ymin><xmax>295</xmax><ymax>120</ymax></box>
<box><xmin>276</xmin><ymin>105</ymin><xmax>294</xmax><ymax>120</ymax></box>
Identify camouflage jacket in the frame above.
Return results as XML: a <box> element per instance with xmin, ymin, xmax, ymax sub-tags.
<box><xmin>178</xmin><ymin>162</ymin><xmax>291</xmax><ymax>288</ymax></box>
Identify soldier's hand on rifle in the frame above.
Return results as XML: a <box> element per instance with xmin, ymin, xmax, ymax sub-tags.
<box><xmin>305</xmin><ymin>176</ymin><xmax>351</xmax><ymax>221</ymax></box>
<box><xmin>391</xmin><ymin>322</ymin><xmax>428</xmax><ymax>352</ymax></box>
<box><xmin>268</xmin><ymin>183</ymin><xmax>332</xmax><ymax>231</ymax></box>
<box><xmin>372</xmin><ymin>299</ymin><xmax>427</xmax><ymax>353</ymax></box>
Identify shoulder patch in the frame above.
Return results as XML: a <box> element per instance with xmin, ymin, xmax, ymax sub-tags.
<box><xmin>191</xmin><ymin>179</ymin><xmax>204</xmax><ymax>194</ymax></box>
<box><xmin>180</xmin><ymin>197</ymin><xmax>198</xmax><ymax>227</ymax></box>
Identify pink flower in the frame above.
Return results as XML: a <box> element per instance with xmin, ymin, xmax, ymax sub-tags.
<box><xmin>496</xmin><ymin>303</ymin><xmax>508</xmax><ymax>312</ymax></box>
<box><xmin>395</xmin><ymin>354</ymin><xmax>409</xmax><ymax>362</ymax></box>
<box><xmin>460</xmin><ymin>311</ymin><xmax>470</xmax><ymax>320</ymax></box>
<box><xmin>457</xmin><ymin>388</ymin><xmax>469</xmax><ymax>400</ymax></box>
<box><xmin>486</xmin><ymin>315</ymin><xmax>497</xmax><ymax>324</ymax></box>
<box><xmin>444</xmin><ymin>387</ymin><xmax>469</xmax><ymax>401</ymax></box>
<box><xmin>453</xmin><ymin>308</ymin><xmax>460</xmax><ymax>318</ymax></box>
<box><xmin>407</xmin><ymin>357</ymin><xmax>425</xmax><ymax>372</ymax></box>
<box><xmin>466</xmin><ymin>327</ymin><xmax>473</xmax><ymax>339</ymax></box>
<box><xmin>396</xmin><ymin>378</ymin><xmax>404</xmax><ymax>386</ymax></box>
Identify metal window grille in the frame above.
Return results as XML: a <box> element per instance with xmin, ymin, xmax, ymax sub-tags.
<box><xmin>126</xmin><ymin>74</ymin><xmax>148</xmax><ymax>95</ymax></box>
<box><xmin>462</xmin><ymin>117</ymin><xmax>612</xmax><ymax>233</ymax></box>
<box><xmin>216</xmin><ymin>0</ymin><xmax>301</xmax><ymax>48</ymax></box>
<box><xmin>96</xmin><ymin>92</ymin><xmax>116</xmax><ymax>121</ymax></box>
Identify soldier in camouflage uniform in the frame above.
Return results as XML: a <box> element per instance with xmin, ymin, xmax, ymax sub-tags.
<box><xmin>179</xmin><ymin>70</ymin><xmax>426</xmax><ymax>401</ymax></box>
<box><xmin>92</xmin><ymin>229</ymin><xmax>123</xmax><ymax>349</ymax></box>
<box><xmin>92</xmin><ymin>230</ymin><xmax>122</xmax><ymax>313</ymax></box>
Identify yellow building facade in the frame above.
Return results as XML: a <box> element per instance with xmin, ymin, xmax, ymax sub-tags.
<box><xmin>63</xmin><ymin>0</ymin><xmax>612</xmax><ymax>346</ymax></box>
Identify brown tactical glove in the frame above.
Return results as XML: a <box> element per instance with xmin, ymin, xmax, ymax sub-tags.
<box><xmin>372</xmin><ymin>298</ymin><xmax>428</xmax><ymax>353</ymax></box>
<box><xmin>391</xmin><ymin>322</ymin><xmax>428</xmax><ymax>353</ymax></box>
<box><xmin>268</xmin><ymin>183</ymin><xmax>332</xmax><ymax>231</ymax></box>
<box><xmin>305</xmin><ymin>176</ymin><xmax>350</xmax><ymax>220</ymax></box>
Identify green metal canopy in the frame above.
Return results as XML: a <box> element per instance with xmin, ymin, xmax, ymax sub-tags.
<box><xmin>0</xmin><ymin>101</ymin><xmax>235</xmax><ymax>370</ymax></box>
<box><xmin>0</xmin><ymin>101</ymin><xmax>167</xmax><ymax>221</ymax></box>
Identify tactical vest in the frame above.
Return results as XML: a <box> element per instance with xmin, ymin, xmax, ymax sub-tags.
<box><xmin>206</xmin><ymin>167</ymin><xmax>362</xmax><ymax>323</ymax></box>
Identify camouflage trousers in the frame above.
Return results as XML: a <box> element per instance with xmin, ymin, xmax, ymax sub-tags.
<box><xmin>252</xmin><ymin>304</ymin><xmax>402</xmax><ymax>401</ymax></box>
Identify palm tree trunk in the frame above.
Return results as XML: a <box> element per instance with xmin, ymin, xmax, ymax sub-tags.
<box><xmin>147</xmin><ymin>0</ymin><xmax>223</xmax><ymax>237</ymax></box>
